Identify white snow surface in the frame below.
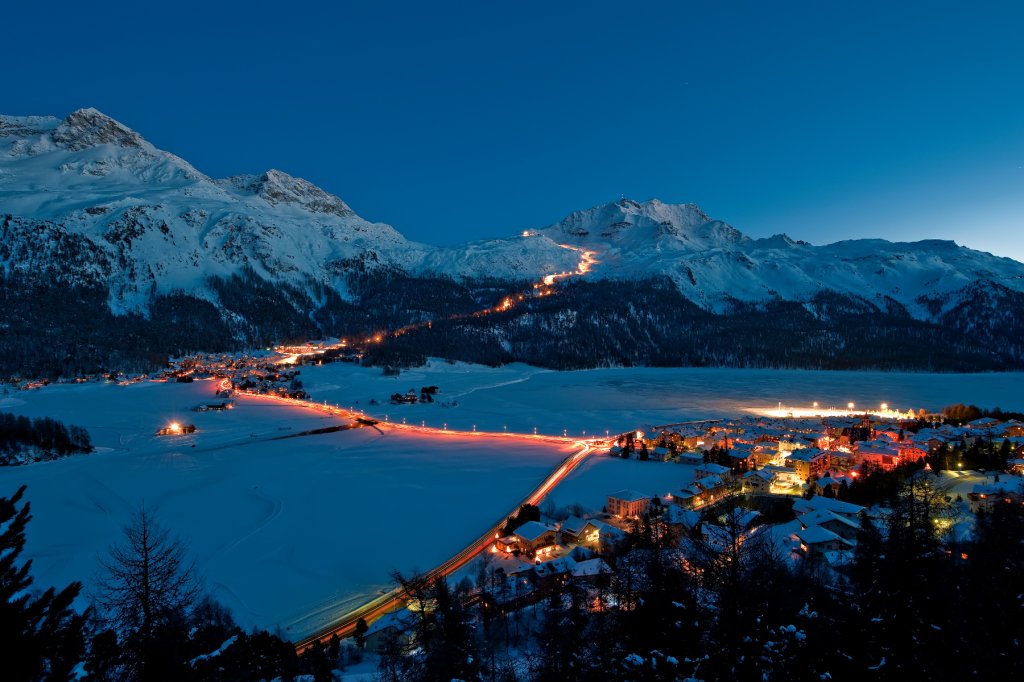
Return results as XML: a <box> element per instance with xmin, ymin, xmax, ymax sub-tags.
<box><xmin>0</xmin><ymin>380</ymin><xmax>571</xmax><ymax>639</ymax></box>
<box><xmin>3</xmin><ymin>109</ymin><xmax>1023</xmax><ymax>316</ymax></box>
<box><xmin>1</xmin><ymin>363</ymin><xmax>1022</xmax><ymax>638</ymax></box>
<box><xmin>300</xmin><ymin>360</ymin><xmax>1024</xmax><ymax>436</ymax></box>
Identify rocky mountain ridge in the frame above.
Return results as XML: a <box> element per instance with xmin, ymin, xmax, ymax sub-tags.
<box><xmin>2</xmin><ymin>108</ymin><xmax>1023</xmax><ymax>374</ymax></box>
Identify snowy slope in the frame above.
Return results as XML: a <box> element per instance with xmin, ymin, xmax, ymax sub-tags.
<box><xmin>535</xmin><ymin>197</ymin><xmax>1024</xmax><ymax>315</ymax></box>
<box><xmin>2</xmin><ymin>109</ymin><xmax>1023</xmax><ymax>321</ymax></box>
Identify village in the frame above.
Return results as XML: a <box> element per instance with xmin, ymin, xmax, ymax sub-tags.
<box><xmin>356</xmin><ymin>410</ymin><xmax>1024</xmax><ymax>655</ymax></box>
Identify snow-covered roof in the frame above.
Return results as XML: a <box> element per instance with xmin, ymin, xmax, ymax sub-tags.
<box><xmin>560</xmin><ymin>516</ymin><xmax>597</xmax><ymax>536</ymax></box>
<box><xmin>800</xmin><ymin>509</ymin><xmax>860</xmax><ymax>531</ymax></box>
<box><xmin>787</xmin><ymin>448</ymin><xmax>827</xmax><ymax>462</ymax></box>
<box><xmin>795</xmin><ymin>525</ymin><xmax>850</xmax><ymax>546</ymax></box>
<box><xmin>514</xmin><ymin>520</ymin><xmax>556</xmax><ymax>542</ymax></box>
<box><xmin>608</xmin><ymin>489</ymin><xmax>650</xmax><ymax>503</ymax></box>
<box><xmin>571</xmin><ymin>557</ymin><xmax>611</xmax><ymax>578</ymax></box>
<box><xmin>792</xmin><ymin>496</ymin><xmax>865</xmax><ymax>517</ymax></box>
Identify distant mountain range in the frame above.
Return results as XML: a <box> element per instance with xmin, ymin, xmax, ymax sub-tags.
<box><xmin>2</xmin><ymin>108</ymin><xmax>1023</xmax><ymax>375</ymax></box>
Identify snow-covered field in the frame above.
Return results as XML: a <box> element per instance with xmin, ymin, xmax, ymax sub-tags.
<box><xmin>300</xmin><ymin>360</ymin><xmax>1024</xmax><ymax>436</ymax></box>
<box><xmin>0</xmin><ymin>380</ymin><xmax>572</xmax><ymax>639</ymax></box>
<box><xmin>2</xmin><ymin>362</ymin><xmax>1022</xmax><ymax>639</ymax></box>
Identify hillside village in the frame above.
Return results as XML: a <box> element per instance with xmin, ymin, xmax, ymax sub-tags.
<box><xmin>360</xmin><ymin>410</ymin><xmax>1024</xmax><ymax>669</ymax></box>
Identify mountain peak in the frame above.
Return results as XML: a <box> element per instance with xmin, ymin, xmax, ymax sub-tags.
<box><xmin>544</xmin><ymin>198</ymin><xmax>723</xmax><ymax>245</ymax></box>
<box><xmin>52</xmin><ymin>108</ymin><xmax>144</xmax><ymax>151</ymax></box>
<box><xmin>221</xmin><ymin>169</ymin><xmax>354</xmax><ymax>217</ymax></box>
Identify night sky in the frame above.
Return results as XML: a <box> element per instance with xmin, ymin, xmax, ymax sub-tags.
<box><xmin>7</xmin><ymin>1</ymin><xmax>1023</xmax><ymax>261</ymax></box>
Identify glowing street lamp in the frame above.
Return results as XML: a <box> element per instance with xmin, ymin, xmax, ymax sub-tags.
<box><xmin>881</xmin><ymin>402</ymin><xmax>888</xmax><ymax>411</ymax></box>
<box><xmin>848</xmin><ymin>402</ymin><xmax>855</xmax><ymax>411</ymax></box>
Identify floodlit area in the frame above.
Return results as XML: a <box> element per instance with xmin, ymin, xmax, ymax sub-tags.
<box><xmin>0</xmin><ymin>380</ymin><xmax>572</xmax><ymax>640</ymax></box>
<box><xmin>300</xmin><ymin>361</ymin><xmax>1024</xmax><ymax>436</ymax></box>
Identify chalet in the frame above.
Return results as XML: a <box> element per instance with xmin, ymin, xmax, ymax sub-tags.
<box><xmin>678</xmin><ymin>451</ymin><xmax>705</xmax><ymax>466</ymax></box>
<box><xmin>1003</xmin><ymin>421</ymin><xmax>1024</xmax><ymax>437</ymax></box>
<box><xmin>792</xmin><ymin>496</ymin><xmax>865</xmax><ymax>521</ymax></box>
<box><xmin>726</xmin><ymin>442</ymin><xmax>757</xmax><ymax>470</ymax></box>
<box><xmin>795</xmin><ymin>525</ymin><xmax>854</xmax><ymax>560</ymax></box>
<box><xmin>1008</xmin><ymin>458</ymin><xmax>1024</xmax><ymax>475</ymax></box>
<box><xmin>513</xmin><ymin>521</ymin><xmax>559</xmax><ymax>556</ymax></box>
<box><xmin>742</xmin><ymin>468</ymin><xmax>774</xmax><ymax>493</ymax></box>
<box><xmin>700</xmin><ymin>509</ymin><xmax>761</xmax><ymax>552</ymax></box>
<box><xmin>534</xmin><ymin>556</ymin><xmax>576</xmax><ymax>585</ymax></box>
<box><xmin>363</xmin><ymin>609</ymin><xmax>418</xmax><ymax>655</ymax></box>
<box><xmin>663</xmin><ymin>505</ymin><xmax>701</xmax><ymax>532</ymax></box>
<box><xmin>559</xmin><ymin>516</ymin><xmax>603</xmax><ymax>548</ymax></box>
<box><xmin>797</xmin><ymin>509</ymin><xmax>861</xmax><ymax>542</ymax></box>
<box><xmin>607</xmin><ymin>490</ymin><xmax>651</xmax><ymax>518</ymax></box>
<box><xmin>671</xmin><ymin>475</ymin><xmax>730</xmax><ymax>509</ymax></box>
<box><xmin>967</xmin><ymin>417</ymin><xmax>1000</xmax><ymax>431</ymax></box>
<box><xmin>570</xmin><ymin>558</ymin><xmax>612</xmax><ymax>584</ymax></box>
<box><xmin>967</xmin><ymin>480</ymin><xmax>1024</xmax><ymax>513</ymax></box>
<box><xmin>651</xmin><ymin>445</ymin><xmax>672</xmax><ymax>462</ymax></box>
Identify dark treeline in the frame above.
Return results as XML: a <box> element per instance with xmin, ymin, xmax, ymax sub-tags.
<box><xmin>368</xmin><ymin>278</ymin><xmax>1023</xmax><ymax>371</ymax></box>
<box><xmin>378</xmin><ymin>474</ymin><xmax>1024</xmax><ymax>681</ymax></box>
<box><xmin>0</xmin><ymin>411</ymin><xmax>93</xmax><ymax>464</ymax></box>
<box><xmin>4</xmin><ymin>268</ymin><xmax>1024</xmax><ymax>379</ymax></box>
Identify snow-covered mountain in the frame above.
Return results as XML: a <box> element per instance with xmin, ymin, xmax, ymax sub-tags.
<box><xmin>3</xmin><ymin>108</ymin><xmax>1022</xmax><ymax>318</ymax></box>
<box><xmin>3</xmin><ymin>108</ymin><xmax>1024</xmax><ymax>375</ymax></box>
<box><xmin>534</xmin><ymin>197</ymin><xmax>1024</xmax><ymax>316</ymax></box>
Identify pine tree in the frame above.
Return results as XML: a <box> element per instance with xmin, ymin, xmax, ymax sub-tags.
<box><xmin>0</xmin><ymin>485</ymin><xmax>88</xmax><ymax>681</ymax></box>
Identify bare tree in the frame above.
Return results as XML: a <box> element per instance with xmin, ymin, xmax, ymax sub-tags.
<box><xmin>95</xmin><ymin>505</ymin><xmax>201</xmax><ymax>644</ymax></box>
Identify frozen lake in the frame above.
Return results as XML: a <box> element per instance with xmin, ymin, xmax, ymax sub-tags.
<box><xmin>301</xmin><ymin>361</ymin><xmax>1024</xmax><ymax>437</ymax></box>
<box><xmin>0</xmin><ymin>380</ymin><xmax>571</xmax><ymax>639</ymax></box>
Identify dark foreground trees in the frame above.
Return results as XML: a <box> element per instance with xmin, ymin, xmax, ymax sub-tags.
<box><xmin>93</xmin><ymin>505</ymin><xmax>202</xmax><ymax>680</ymax></box>
<box><xmin>0</xmin><ymin>485</ymin><xmax>88</xmax><ymax>681</ymax></box>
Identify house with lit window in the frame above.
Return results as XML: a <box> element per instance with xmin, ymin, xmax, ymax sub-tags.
<box><xmin>794</xmin><ymin>525</ymin><xmax>853</xmax><ymax>560</ymax></box>
<box><xmin>513</xmin><ymin>520</ymin><xmax>559</xmax><ymax>556</ymax></box>
<box><xmin>559</xmin><ymin>516</ymin><xmax>603</xmax><ymax>548</ymax></box>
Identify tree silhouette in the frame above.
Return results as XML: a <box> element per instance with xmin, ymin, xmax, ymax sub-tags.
<box><xmin>1</xmin><ymin>485</ymin><xmax>87</xmax><ymax>681</ymax></box>
<box><xmin>95</xmin><ymin>505</ymin><xmax>201</xmax><ymax>679</ymax></box>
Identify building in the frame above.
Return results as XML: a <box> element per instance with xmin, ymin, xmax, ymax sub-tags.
<box><xmin>695</xmin><ymin>462</ymin><xmax>732</xmax><ymax>480</ymax></box>
<box><xmin>742</xmin><ymin>468</ymin><xmax>774</xmax><ymax>493</ymax></box>
<box><xmin>607</xmin><ymin>490</ymin><xmax>651</xmax><ymax>518</ymax></box>
<box><xmin>513</xmin><ymin>521</ymin><xmax>559</xmax><ymax>556</ymax></box>
<box><xmin>559</xmin><ymin>516</ymin><xmax>603</xmax><ymax>548</ymax></box>
<box><xmin>794</xmin><ymin>525</ymin><xmax>854</xmax><ymax>560</ymax></box>
<box><xmin>786</xmin><ymin>449</ymin><xmax>830</xmax><ymax>479</ymax></box>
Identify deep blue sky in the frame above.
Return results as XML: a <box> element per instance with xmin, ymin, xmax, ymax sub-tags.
<box><xmin>7</xmin><ymin>1</ymin><xmax>1024</xmax><ymax>261</ymax></box>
